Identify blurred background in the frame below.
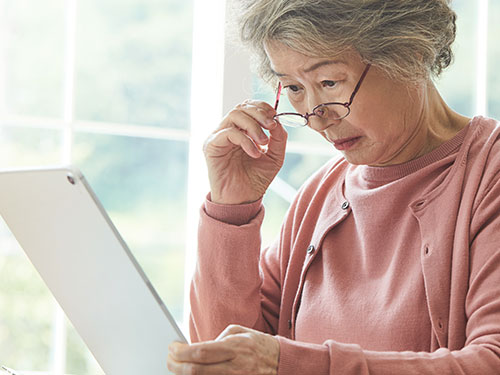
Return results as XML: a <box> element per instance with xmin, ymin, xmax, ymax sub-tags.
<box><xmin>0</xmin><ymin>0</ymin><xmax>497</xmax><ymax>373</ymax></box>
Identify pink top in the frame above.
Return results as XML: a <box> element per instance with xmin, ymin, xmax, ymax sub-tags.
<box><xmin>190</xmin><ymin>116</ymin><xmax>500</xmax><ymax>374</ymax></box>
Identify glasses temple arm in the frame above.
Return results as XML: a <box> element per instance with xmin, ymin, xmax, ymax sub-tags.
<box><xmin>274</xmin><ymin>82</ymin><xmax>282</xmax><ymax>110</ymax></box>
<box><xmin>347</xmin><ymin>64</ymin><xmax>371</xmax><ymax>106</ymax></box>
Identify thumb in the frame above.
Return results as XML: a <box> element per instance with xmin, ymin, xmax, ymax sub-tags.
<box><xmin>215</xmin><ymin>324</ymin><xmax>253</xmax><ymax>341</ymax></box>
<box><xmin>265</xmin><ymin>121</ymin><xmax>288</xmax><ymax>160</ymax></box>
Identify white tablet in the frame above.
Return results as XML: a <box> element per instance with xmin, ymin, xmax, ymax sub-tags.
<box><xmin>0</xmin><ymin>166</ymin><xmax>187</xmax><ymax>375</ymax></box>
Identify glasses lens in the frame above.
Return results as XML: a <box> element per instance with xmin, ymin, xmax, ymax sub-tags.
<box><xmin>274</xmin><ymin>114</ymin><xmax>308</xmax><ymax>128</ymax></box>
<box><xmin>313</xmin><ymin>104</ymin><xmax>350</xmax><ymax>121</ymax></box>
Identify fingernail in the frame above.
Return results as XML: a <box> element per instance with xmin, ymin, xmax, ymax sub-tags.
<box><xmin>267</xmin><ymin>120</ymin><xmax>278</xmax><ymax>130</ymax></box>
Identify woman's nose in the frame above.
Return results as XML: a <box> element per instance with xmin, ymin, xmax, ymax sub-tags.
<box><xmin>307</xmin><ymin>113</ymin><xmax>331</xmax><ymax>131</ymax></box>
<box><xmin>305</xmin><ymin>94</ymin><xmax>335</xmax><ymax>131</ymax></box>
<box><xmin>308</xmin><ymin>105</ymin><xmax>344</xmax><ymax>131</ymax></box>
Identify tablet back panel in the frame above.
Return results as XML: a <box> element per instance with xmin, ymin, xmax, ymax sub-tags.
<box><xmin>0</xmin><ymin>167</ymin><xmax>186</xmax><ymax>375</ymax></box>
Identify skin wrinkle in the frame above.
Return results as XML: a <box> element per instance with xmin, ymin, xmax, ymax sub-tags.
<box><xmin>266</xmin><ymin>40</ymin><xmax>469</xmax><ymax>167</ymax></box>
<box><xmin>271</xmin><ymin>60</ymin><xmax>348</xmax><ymax>77</ymax></box>
<box><xmin>377</xmin><ymin>83</ymin><xmax>427</xmax><ymax>166</ymax></box>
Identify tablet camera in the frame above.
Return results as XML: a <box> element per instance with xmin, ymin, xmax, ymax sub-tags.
<box><xmin>67</xmin><ymin>173</ymin><xmax>76</xmax><ymax>185</ymax></box>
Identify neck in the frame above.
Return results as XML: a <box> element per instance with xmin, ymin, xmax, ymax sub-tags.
<box><xmin>424</xmin><ymin>81</ymin><xmax>470</xmax><ymax>141</ymax></box>
<box><xmin>372</xmin><ymin>81</ymin><xmax>470</xmax><ymax>167</ymax></box>
<box><xmin>405</xmin><ymin>81</ymin><xmax>470</xmax><ymax>161</ymax></box>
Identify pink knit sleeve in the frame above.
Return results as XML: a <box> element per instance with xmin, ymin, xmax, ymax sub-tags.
<box><xmin>189</xmin><ymin>196</ymin><xmax>282</xmax><ymax>342</ymax></box>
<box><xmin>276</xmin><ymin>337</ymin><xmax>500</xmax><ymax>374</ymax></box>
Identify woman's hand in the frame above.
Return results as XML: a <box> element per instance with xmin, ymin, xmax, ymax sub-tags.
<box><xmin>167</xmin><ymin>325</ymin><xmax>280</xmax><ymax>375</ymax></box>
<box><xmin>204</xmin><ymin>100</ymin><xmax>287</xmax><ymax>205</ymax></box>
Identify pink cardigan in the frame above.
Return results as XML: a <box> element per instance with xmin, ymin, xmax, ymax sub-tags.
<box><xmin>190</xmin><ymin>116</ymin><xmax>500</xmax><ymax>374</ymax></box>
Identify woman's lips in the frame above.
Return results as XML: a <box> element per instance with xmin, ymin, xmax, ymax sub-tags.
<box><xmin>333</xmin><ymin>136</ymin><xmax>361</xmax><ymax>151</ymax></box>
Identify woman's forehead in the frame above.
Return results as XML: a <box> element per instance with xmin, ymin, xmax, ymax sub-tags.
<box><xmin>264</xmin><ymin>41</ymin><xmax>358</xmax><ymax>77</ymax></box>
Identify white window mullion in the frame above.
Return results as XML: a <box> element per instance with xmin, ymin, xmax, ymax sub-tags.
<box><xmin>0</xmin><ymin>0</ymin><xmax>6</xmax><ymax>119</ymax></box>
<box><xmin>62</xmin><ymin>0</ymin><xmax>77</xmax><ymax>165</ymax></box>
<box><xmin>222</xmin><ymin>35</ymin><xmax>253</xmax><ymax>114</ymax></box>
<box><xmin>476</xmin><ymin>0</ymin><xmax>489</xmax><ymax>116</ymax></box>
<box><xmin>51</xmin><ymin>307</ymin><xmax>67</xmax><ymax>375</ymax></box>
<box><xmin>51</xmin><ymin>1</ymin><xmax>78</xmax><ymax>374</ymax></box>
<box><xmin>183</xmin><ymin>0</ymin><xmax>227</xmax><ymax>332</ymax></box>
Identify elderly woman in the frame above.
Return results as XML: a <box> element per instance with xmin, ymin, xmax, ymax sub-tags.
<box><xmin>168</xmin><ymin>0</ymin><xmax>500</xmax><ymax>373</ymax></box>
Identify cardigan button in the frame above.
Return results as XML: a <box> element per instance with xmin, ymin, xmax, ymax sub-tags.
<box><xmin>341</xmin><ymin>201</ymin><xmax>350</xmax><ymax>210</ymax></box>
<box><xmin>424</xmin><ymin>246</ymin><xmax>430</xmax><ymax>255</ymax></box>
<box><xmin>307</xmin><ymin>245</ymin><xmax>315</xmax><ymax>254</ymax></box>
<box><xmin>288</xmin><ymin>319</ymin><xmax>292</xmax><ymax>329</ymax></box>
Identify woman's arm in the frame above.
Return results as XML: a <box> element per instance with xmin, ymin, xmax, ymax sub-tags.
<box><xmin>276</xmin><ymin>337</ymin><xmax>500</xmax><ymax>375</ymax></box>
<box><xmin>189</xmin><ymin>98</ymin><xmax>288</xmax><ymax>341</ymax></box>
<box><xmin>189</xmin><ymin>197</ymin><xmax>283</xmax><ymax>342</ymax></box>
<box><xmin>178</xmin><ymin>176</ymin><xmax>500</xmax><ymax>375</ymax></box>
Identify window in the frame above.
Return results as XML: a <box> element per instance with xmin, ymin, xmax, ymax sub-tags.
<box><xmin>0</xmin><ymin>0</ymin><xmax>494</xmax><ymax>373</ymax></box>
<box><xmin>0</xmin><ymin>0</ymin><xmax>194</xmax><ymax>373</ymax></box>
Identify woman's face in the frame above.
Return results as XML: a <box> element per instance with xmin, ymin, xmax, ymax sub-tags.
<box><xmin>265</xmin><ymin>42</ymin><xmax>428</xmax><ymax>167</ymax></box>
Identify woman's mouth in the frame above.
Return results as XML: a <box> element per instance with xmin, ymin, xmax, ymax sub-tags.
<box><xmin>333</xmin><ymin>136</ymin><xmax>361</xmax><ymax>151</ymax></box>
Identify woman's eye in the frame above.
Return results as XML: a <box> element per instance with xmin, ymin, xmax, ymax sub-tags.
<box><xmin>284</xmin><ymin>85</ymin><xmax>301</xmax><ymax>93</ymax></box>
<box><xmin>322</xmin><ymin>80</ymin><xmax>337</xmax><ymax>88</ymax></box>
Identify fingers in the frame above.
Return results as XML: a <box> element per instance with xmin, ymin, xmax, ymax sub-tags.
<box><xmin>204</xmin><ymin>127</ymin><xmax>263</xmax><ymax>159</ymax></box>
<box><xmin>224</xmin><ymin>100</ymin><xmax>277</xmax><ymax>132</ymax></box>
<box><xmin>206</xmin><ymin>100</ymin><xmax>285</xmax><ymax>160</ymax></box>
<box><xmin>203</xmin><ymin>100</ymin><xmax>286</xmax><ymax>205</ymax></box>
<box><xmin>266</xmin><ymin>120</ymin><xmax>288</xmax><ymax>160</ymax></box>
<box><xmin>167</xmin><ymin>341</ymin><xmax>237</xmax><ymax>375</ymax></box>
<box><xmin>218</xmin><ymin>100</ymin><xmax>277</xmax><ymax>143</ymax></box>
<box><xmin>224</xmin><ymin>109</ymin><xmax>273</xmax><ymax>145</ymax></box>
<box><xmin>215</xmin><ymin>324</ymin><xmax>254</xmax><ymax>340</ymax></box>
<box><xmin>167</xmin><ymin>326</ymin><xmax>280</xmax><ymax>375</ymax></box>
<box><xmin>169</xmin><ymin>341</ymin><xmax>236</xmax><ymax>364</ymax></box>
<box><xmin>167</xmin><ymin>355</ymin><xmax>227</xmax><ymax>375</ymax></box>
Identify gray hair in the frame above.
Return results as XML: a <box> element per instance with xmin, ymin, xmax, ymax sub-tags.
<box><xmin>231</xmin><ymin>0</ymin><xmax>457</xmax><ymax>84</ymax></box>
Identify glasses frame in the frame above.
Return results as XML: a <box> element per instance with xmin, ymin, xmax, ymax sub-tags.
<box><xmin>273</xmin><ymin>64</ymin><xmax>371</xmax><ymax>127</ymax></box>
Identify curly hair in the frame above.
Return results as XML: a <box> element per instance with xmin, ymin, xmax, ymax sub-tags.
<box><xmin>230</xmin><ymin>0</ymin><xmax>457</xmax><ymax>84</ymax></box>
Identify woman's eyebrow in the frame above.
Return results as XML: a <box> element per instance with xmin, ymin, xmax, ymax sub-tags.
<box><xmin>303</xmin><ymin>60</ymin><xmax>345</xmax><ymax>73</ymax></box>
<box><xmin>271</xmin><ymin>69</ymin><xmax>287</xmax><ymax>77</ymax></box>
<box><xmin>271</xmin><ymin>59</ymin><xmax>346</xmax><ymax>77</ymax></box>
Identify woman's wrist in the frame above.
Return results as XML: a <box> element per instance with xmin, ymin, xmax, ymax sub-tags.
<box><xmin>276</xmin><ymin>336</ymin><xmax>330</xmax><ymax>375</ymax></box>
<box><xmin>204</xmin><ymin>193</ymin><xmax>263</xmax><ymax>226</ymax></box>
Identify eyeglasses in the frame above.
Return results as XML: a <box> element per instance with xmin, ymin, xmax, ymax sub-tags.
<box><xmin>273</xmin><ymin>64</ymin><xmax>371</xmax><ymax>128</ymax></box>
